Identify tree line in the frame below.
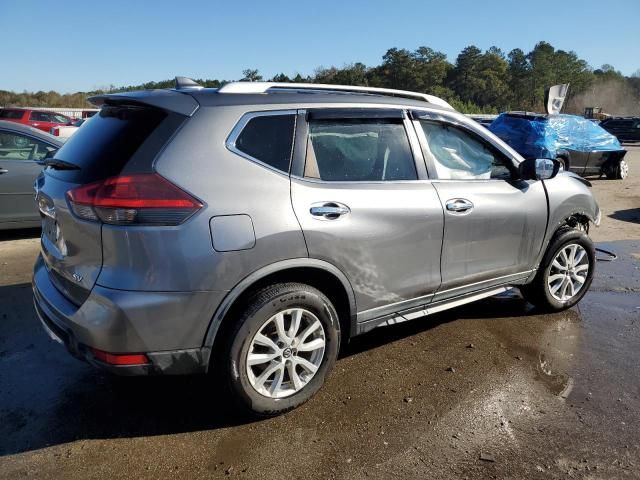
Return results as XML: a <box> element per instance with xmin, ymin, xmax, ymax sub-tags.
<box><xmin>2</xmin><ymin>41</ymin><xmax>639</xmax><ymax>115</ymax></box>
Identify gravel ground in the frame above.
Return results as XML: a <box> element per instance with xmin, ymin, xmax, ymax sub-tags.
<box><xmin>0</xmin><ymin>147</ymin><xmax>638</xmax><ymax>479</ymax></box>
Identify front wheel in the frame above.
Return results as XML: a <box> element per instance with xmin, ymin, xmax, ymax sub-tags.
<box><xmin>224</xmin><ymin>283</ymin><xmax>340</xmax><ymax>416</ymax></box>
<box><xmin>521</xmin><ymin>228</ymin><xmax>595</xmax><ymax>311</ymax></box>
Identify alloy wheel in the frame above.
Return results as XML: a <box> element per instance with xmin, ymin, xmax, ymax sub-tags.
<box><xmin>547</xmin><ymin>243</ymin><xmax>589</xmax><ymax>301</ymax></box>
<box><xmin>246</xmin><ymin>308</ymin><xmax>326</xmax><ymax>399</ymax></box>
<box><xmin>619</xmin><ymin>160</ymin><xmax>629</xmax><ymax>179</ymax></box>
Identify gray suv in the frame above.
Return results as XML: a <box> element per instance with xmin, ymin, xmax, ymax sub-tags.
<box><xmin>32</xmin><ymin>78</ymin><xmax>600</xmax><ymax>415</ymax></box>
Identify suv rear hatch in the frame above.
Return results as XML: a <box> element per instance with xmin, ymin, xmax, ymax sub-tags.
<box><xmin>37</xmin><ymin>93</ymin><xmax>196</xmax><ymax>305</ymax></box>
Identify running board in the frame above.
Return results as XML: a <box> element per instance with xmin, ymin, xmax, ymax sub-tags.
<box><xmin>356</xmin><ymin>286</ymin><xmax>513</xmax><ymax>335</ymax></box>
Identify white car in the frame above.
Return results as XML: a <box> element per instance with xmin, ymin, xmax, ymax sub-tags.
<box><xmin>50</xmin><ymin>118</ymin><xmax>85</xmax><ymax>139</ymax></box>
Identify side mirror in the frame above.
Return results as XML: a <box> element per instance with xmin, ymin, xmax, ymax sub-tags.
<box><xmin>519</xmin><ymin>158</ymin><xmax>560</xmax><ymax>180</ymax></box>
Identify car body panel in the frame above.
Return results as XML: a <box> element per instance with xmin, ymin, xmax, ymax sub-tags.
<box><xmin>291</xmin><ymin>177</ymin><xmax>445</xmax><ymax>313</ymax></box>
<box><xmin>430</xmin><ymin>179</ymin><xmax>546</xmax><ymax>297</ymax></box>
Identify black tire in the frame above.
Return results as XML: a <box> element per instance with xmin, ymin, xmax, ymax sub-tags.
<box><xmin>605</xmin><ymin>159</ymin><xmax>629</xmax><ymax>180</ymax></box>
<box><xmin>521</xmin><ymin>228</ymin><xmax>595</xmax><ymax>312</ymax></box>
<box><xmin>223</xmin><ymin>282</ymin><xmax>340</xmax><ymax>416</ymax></box>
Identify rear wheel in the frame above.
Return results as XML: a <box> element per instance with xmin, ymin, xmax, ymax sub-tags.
<box><xmin>605</xmin><ymin>159</ymin><xmax>628</xmax><ymax>180</ymax></box>
<box><xmin>521</xmin><ymin>228</ymin><xmax>595</xmax><ymax>311</ymax></box>
<box><xmin>223</xmin><ymin>283</ymin><xmax>340</xmax><ymax>416</ymax></box>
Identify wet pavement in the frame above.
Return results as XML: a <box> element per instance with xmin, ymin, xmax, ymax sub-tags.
<box><xmin>0</xmin><ymin>236</ymin><xmax>638</xmax><ymax>479</ymax></box>
<box><xmin>1</xmin><ymin>152</ymin><xmax>639</xmax><ymax>478</ymax></box>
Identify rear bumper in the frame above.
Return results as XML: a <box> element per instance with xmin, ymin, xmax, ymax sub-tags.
<box><xmin>32</xmin><ymin>254</ymin><xmax>227</xmax><ymax>375</ymax></box>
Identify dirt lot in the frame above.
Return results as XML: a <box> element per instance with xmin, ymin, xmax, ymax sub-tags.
<box><xmin>0</xmin><ymin>148</ymin><xmax>638</xmax><ymax>479</ymax></box>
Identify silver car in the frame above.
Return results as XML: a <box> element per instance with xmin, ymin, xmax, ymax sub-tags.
<box><xmin>0</xmin><ymin>121</ymin><xmax>62</xmax><ymax>229</ymax></box>
<box><xmin>32</xmin><ymin>79</ymin><xmax>600</xmax><ymax>415</ymax></box>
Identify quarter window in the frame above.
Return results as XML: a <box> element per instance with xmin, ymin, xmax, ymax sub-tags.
<box><xmin>305</xmin><ymin>118</ymin><xmax>417</xmax><ymax>181</ymax></box>
<box><xmin>419</xmin><ymin>120</ymin><xmax>512</xmax><ymax>180</ymax></box>
<box><xmin>234</xmin><ymin>114</ymin><xmax>295</xmax><ymax>173</ymax></box>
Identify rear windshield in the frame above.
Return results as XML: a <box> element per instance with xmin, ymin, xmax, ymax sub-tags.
<box><xmin>0</xmin><ymin>109</ymin><xmax>25</xmax><ymax>119</ymax></box>
<box><xmin>47</xmin><ymin>105</ymin><xmax>183</xmax><ymax>183</ymax></box>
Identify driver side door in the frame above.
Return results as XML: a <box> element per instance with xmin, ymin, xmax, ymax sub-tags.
<box><xmin>412</xmin><ymin>112</ymin><xmax>548</xmax><ymax>301</ymax></box>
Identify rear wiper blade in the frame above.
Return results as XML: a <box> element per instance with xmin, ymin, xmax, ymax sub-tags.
<box><xmin>42</xmin><ymin>159</ymin><xmax>80</xmax><ymax>170</ymax></box>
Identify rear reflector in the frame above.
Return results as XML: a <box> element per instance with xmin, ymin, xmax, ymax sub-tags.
<box><xmin>66</xmin><ymin>173</ymin><xmax>202</xmax><ymax>225</ymax></box>
<box><xmin>91</xmin><ymin>348</ymin><xmax>150</xmax><ymax>366</ymax></box>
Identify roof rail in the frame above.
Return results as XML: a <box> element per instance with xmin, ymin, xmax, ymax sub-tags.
<box><xmin>175</xmin><ymin>76</ymin><xmax>203</xmax><ymax>90</ymax></box>
<box><xmin>217</xmin><ymin>82</ymin><xmax>454</xmax><ymax>110</ymax></box>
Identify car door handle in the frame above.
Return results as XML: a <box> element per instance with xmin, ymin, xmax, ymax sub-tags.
<box><xmin>310</xmin><ymin>202</ymin><xmax>350</xmax><ymax>220</ymax></box>
<box><xmin>0</xmin><ymin>168</ymin><xmax>8</xmax><ymax>175</ymax></box>
<box><xmin>446</xmin><ymin>198</ymin><xmax>474</xmax><ymax>213</ymax></box>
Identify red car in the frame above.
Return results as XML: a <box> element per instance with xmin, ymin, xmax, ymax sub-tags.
<box><xmin>0</xmin><ymin>108</ymin><xmax>74</xmax><ymax>133</ymax></box>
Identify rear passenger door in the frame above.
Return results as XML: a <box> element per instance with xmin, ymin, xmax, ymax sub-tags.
<box><xmin>290</xmin><ymin>109</ymin><xmax>444</xmax><ymax>321</ymax></box>
<box><xmin>412</xmin><ymin>111</ymin><xmax>548</xmax><ymax>301</ymax></box>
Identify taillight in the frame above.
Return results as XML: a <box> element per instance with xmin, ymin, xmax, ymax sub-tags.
<box><xmin>66</xmin><ymin>173</ymin><xmax>202</xmax><ymax>226</ymax></box>
<box><xmin>91</xmin><ymin>348</ymin><xmax>149</xmax><ymax>366</ymax></box>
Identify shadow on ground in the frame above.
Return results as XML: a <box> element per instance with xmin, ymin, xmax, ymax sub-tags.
<box><xmin>609</xmin><ymin>207</ymin><xmax>640</xmax><ymax>224</ymax></box>
<box><xmin>0</xmin><ymin>228</ymin><xmax>40</xmax><ymax>242</ymax></box>
<box><xmin>0</xmin><ymin>277</ymin><xmax>537</xmax><ymax>456</ymax></box>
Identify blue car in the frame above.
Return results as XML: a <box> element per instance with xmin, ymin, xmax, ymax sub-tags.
<box><xmin>490</xmin><ymin>112</ymin><xmax>628</xmax><ymax>179</ymax></box>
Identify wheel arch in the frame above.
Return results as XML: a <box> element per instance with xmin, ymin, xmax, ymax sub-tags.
<box><xmin>202</xmin><ymin>258</ymin><xmax>357</xmax><ymax>370</ymax></box>
<box><xmin>555</xmin><ymin>149</ymin><xmax>571</xmax><ymax>169</ymax></box>
<box><xmin>528</xmin><ymin>208</ymin><xmax>599</xmax><ymax>283</ymax></box>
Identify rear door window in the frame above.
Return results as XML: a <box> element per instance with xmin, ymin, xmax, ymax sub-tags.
<box><xmin>305</xmin><ymin>117</ymin><xmax>417</xmax><ymax>181</ymax></box>
<box><xmin>232</xmin><ymin>113</ymin><xmax>295</xmax><ymax>173</ymax></box>
<box><xmin>29</xmin><ymin>111</ymin><xmax>50</xmax><ymax>122</ymax></box>
<box><xmin>47</xmin><ymin>105</ymin><xmax>182</xmax><ymax>183</ymax></box>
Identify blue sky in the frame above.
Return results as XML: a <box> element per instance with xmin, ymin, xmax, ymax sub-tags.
<box><xmin>2</xmin><ymin>0</ymin><xmax>638</xmax><ymax>93</ymax></box>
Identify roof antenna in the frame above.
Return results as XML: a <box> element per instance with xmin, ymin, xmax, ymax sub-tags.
<box><xmin>175</xmin><ymin>76</ymin><xmax>203</xmax><ymax>90</ymax></box>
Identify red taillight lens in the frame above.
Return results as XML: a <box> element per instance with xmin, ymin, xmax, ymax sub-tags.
<box><xmin>67</xmin><ymin>173</ymin><xmax>202</xmax><ymax>226</ymax></box>
<box><xmin>91</xmin><ymin>348</ymin><xmax>149</xmax><ymax>366</ymax></box>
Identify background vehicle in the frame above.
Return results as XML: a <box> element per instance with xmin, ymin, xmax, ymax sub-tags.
<box><xmin>0</xmin><ymin>108</ymin><xmax>74</xmax><ymax>133</ymax></box>
<box><xmin>50</xmin><ymin>118</ymin><xmax>86</xmax><ymax>139</ymax></box>
<box><xmin>599</xmin><ymin>117</ymin><xmax>640</xmax><ymax>143</ymax></box>
<box><xmin>584</xmin><ymin>107</ymin><xmax>611</xmax><ymax>121</ymax></box>
<box><xmin>0</xmin><ymin>121</ymin><xmax>62</xmax><ymax>229</ymax></box>
<box><xmin>489</xmin><ymin>112</ymin><xmax>628</xmax><ymax>179</ymax></box>
<box><xmin>32</xmin><ymin>80</ymin><xmax>600</xmax><ymax>415</ymax></box>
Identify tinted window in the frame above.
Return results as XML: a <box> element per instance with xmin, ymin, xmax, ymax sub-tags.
<box><xmin>48</xmin><ymin>105</ymin><xmax>175</xmax><ymax>183</ymax></box>
<box><xmin>234</xmin><ymin>114</ymin><xmax>295</xmax><ymax>173</ymax></box>
<box><xmin>0</xmin><ymin>110</ymin><xmax>25</xmax><ymax>120</ymax></box>
<box><xmin>0</xmin><ymin>131</ymin><xmax>56</xmax><ymax>160</ymax></box>
<box><xmin>420</xmin><ymin>120</ymin><xmax>512</xmax><ymax>180</ymax></box>
<box><xmin>305</xmin><ymin>119</ymin><xmax>416</xmax><ymax>181</ymax></box>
